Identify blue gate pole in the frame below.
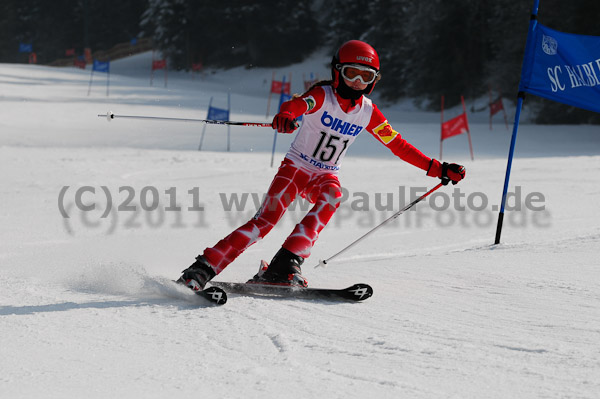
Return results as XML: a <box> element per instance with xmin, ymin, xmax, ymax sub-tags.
<box><xmin>106</xmin><ymin>59</ymin><xmax>110</xmax><ymax>97</ymax></box>
<box><xmin>87</xmin><ymin>69</ymin><xmax>94</xmax><ymax>96</ymax></box>
<box><xmin>494</xmin><ymin>0</ymin><xmax>540</xmax><ymax>244</ymax></box>
<box><xmin>270</xmin><ymin>75</ymin><xmax>286</xmax><ymax>167</ymax></box>
<box><xmin>494</xmin><ymin>95</ymin><xmax>524</xmax><ymax>244</ymax></box>
<box><xmin>198</xmin><ymin>97</ymin><xmax>213</xmax><ymax>151</ymax></box>
<box><xmin>270</xmin><ymin>121</ymin><xmax>278</xmax><ymax>167</ymax></box>
<box><xmin>227</xmin><ymin>92</ymin><xmax>231</xmax><ymax>152</ymax></box>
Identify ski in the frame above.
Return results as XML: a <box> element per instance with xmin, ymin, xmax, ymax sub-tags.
<box><xmin>173</xmin><ymin>281</ymin><xmax>228</xmax><ymax>305</ymax></box>
<box><xmin>209</xmin><ymin>282</ymin><xmax>373</xmax><ymax>302</ymax></box>
<box><xmin>196</xmin><ymin>286</ymin><xmax>228</xmax><ymax>305</ymax></box>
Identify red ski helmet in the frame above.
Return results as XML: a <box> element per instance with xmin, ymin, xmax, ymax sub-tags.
<box><xmin>332</xmin><ymin>40</ymin><xmax>380</xmax><ymax>95</ymax></box>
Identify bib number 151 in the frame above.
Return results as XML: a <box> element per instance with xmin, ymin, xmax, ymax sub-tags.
<box><xmin>312</xmin><ymin>131</ymin><xmax>349</xmax><ymax>164</ymax></box>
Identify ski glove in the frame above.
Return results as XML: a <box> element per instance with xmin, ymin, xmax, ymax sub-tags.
<box><xmin>427</xmin><ymin>159</ymin><xmax>466</xmax><ymax>185</ymax></box>
<box><xmin>272</xmin><ymin>111</ymin><xmax>299</xmax><ymax>133</ymax></box>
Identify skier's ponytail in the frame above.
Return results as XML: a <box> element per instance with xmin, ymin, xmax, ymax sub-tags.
<box><xmin>293</xmin><ymin>80</ymin><xmax>334</xmax><ymax>99</ymax></box>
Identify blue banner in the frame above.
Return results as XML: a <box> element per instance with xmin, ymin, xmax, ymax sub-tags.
<box><xmin>520</xmin><ymin>23</ymin><xmax>600</xmax><ymax>113</ymax></box>
<box><xmin>19</xmin><ymin>43</ymin><xmax>32</xmax><ymax>53</ymax></box>
<box><xmin>92</xmin><ymin>60</ymin><xmax>110</xmax><ymax>73</ymax></box>
<box><xmin>207</xmin><ymin>106</ymin><xmax>229</xmax><ymax>121</ymax></box>
<box><xmin>278</xmin><ymin>92</ymin><xmax>302</xmax><ymax>121</ymax></box>
<box><xmin>278</xmin><ymin>92</ymin><xmax>291</xmax><ymax>108</ymax></box>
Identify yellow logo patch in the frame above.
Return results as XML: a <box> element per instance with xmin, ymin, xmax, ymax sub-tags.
<box><xmin>304</xmin><ymin>96</ymin><xmax>316</xmax><ymax>112</ymax></box>
<box><xmin>373</xmin><ymin>122</ymin><xmax>397</xmax><ymax>144</ymax></box>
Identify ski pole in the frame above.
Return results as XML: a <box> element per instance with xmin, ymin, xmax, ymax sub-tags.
<box><xmin>315</xmin><ymin>182</ymin><xmax>444</xmax><ymax>268</ymax></box>
<box><xmin>97</xmin><ymin>111</ymin><xmax>272</xmax><ymax>127</ymax></box>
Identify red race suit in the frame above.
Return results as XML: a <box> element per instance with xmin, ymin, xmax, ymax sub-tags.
<box><xmin>203</xmin><ymin>85</ymin><xmax>433</xmax><ymax>274</ymax></box>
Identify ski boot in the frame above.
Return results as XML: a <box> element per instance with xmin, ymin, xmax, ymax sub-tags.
<box><xmin>247</xmin><ymin>247</ymin><xmax>308</xmax><ymax>287</ymax></box>
<box><xmin>177</xmin><ymin>255</ymin><xmax>216</xmax><ymax>291</ymax></box>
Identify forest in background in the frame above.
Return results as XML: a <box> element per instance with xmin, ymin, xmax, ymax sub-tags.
<box><xmin>1</xmin><ymin>0</ymin><xmax>599</xmax><ymax>123</ymax></box>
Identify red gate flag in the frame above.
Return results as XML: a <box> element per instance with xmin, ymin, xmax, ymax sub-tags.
<box><xmin>84</xmin><ymin>48</ymin><xmax>92</xmax><ymax>63</ymax></box>
<box><xmin>489</xmin><ymin>96</ymin><xmax>509</xmax><ymax>130</ymax></box>
<box><xmin>150</xmin><ymin>53</ymin><xmax>167</xmax><ymax>87</ymax></box>
<box><xmin>303</xmin><ymin>72</ymin><xmax>319</xmax><ymax>91</ymax></box>
<box><xmin>304</xmin><ymin>79</ymin><xmax>319</xmax><ymax>91</ymax></box>
<box><xmin>271</xmin><ymin>80</ymin><xmax>290</xmax><ymax>95</ymax></box>
<box><xmin>489</xmin><ymin>97</ymin><xmax>504</xmax><ymax>116</ymax></box>
<box><xmin>440</xmin><ymin>95</ymin><xmax>474</xmax><ymax>160</ymax></box>
<box><xmin>152</xmin><ymin>59</ymin><xmax>167</xmax><ymax>70</ymax></box>
<box><xmin>73</xmin><ymin>58</ymin><xmax>86</xmax><ymax>69</ymax></box>
<box><xmin>441</xmin><ymin>113</ymin><xmax>469</xmax><ymax>140</ymax></box>
<box><xmin>488</xmin><ymin>86</ymin><xmax>509</xmax><ymax>130</ymax></box>
<box><xmin>266</xmin><ymin>72</ymin><xmax>292</xmax><ymax>118</ymax></box>
<box><xmin>65</xmin><ymin>48</ymin><xmax>75</xmax><ymax>57</ymax></box>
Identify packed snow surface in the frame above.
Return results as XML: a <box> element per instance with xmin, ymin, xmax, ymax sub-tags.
<box><xmin>1</xmin><ymin>51</ymin><xmax>599</xmax><ymax>398</ymax></box>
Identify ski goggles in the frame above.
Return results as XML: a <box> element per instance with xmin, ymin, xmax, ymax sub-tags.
<box><xmin>339</xmin><ymin>64</ymin><xmax>379</xmax><ymax>84</ymax></box>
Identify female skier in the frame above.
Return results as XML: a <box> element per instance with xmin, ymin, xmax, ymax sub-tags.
<box><xmin>177</xmin><ymin>40</ymin><xmax>465</xmax><ymax>290</ymax></box>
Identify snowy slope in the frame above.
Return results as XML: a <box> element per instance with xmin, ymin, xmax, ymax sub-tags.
<box><xmin>1</xmin><ymin>51</ymin><xmax>600</xmax><ymax>399</ymax></box>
